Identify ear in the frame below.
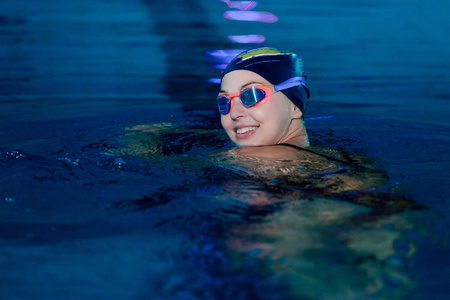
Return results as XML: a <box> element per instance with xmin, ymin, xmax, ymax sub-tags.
<box><xmin>291</xmin><ymin>104</ymin><xmax>303</xmax><ymax>119</ymax></box>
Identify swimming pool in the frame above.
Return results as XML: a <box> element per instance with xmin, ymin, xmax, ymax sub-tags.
<box><xmin>1</xmin><ymin>0</ymin><xmax>449</xmax><ymax>299</ymax></box>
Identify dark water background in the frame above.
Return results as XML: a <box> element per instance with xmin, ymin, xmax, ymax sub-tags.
<box><xmin>1</xmin><ymin>0</ymin><xmax>449</xmax><ymax>299</ymax></box>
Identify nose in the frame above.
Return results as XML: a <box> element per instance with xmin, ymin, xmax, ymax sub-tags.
<box><xmin>230</xmin><ymin>97</ymin><xmax>246</xmax><ymax>120</ymax></box>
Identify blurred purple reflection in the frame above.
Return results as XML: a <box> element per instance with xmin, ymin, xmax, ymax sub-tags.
<box><xmin>224</xmin><ymin>1</ymin><xmax>258</xmax><ymax>10</ymax></box>
<box><xmin>205</xmin><ymin>49</ymin><xmax>245</xmax><ymax>69</ymax></box>
<box><xmin>206</xmin><ymin>78</ymin><xmax>221</xmax><ymax>84</ymax></box>
<box><xmin>212</xmin><ymin>64</ymin><xmax>228</xmax><ymax>69</ymax></box>
<box><xmin>228</xmin><ymin>34</ymin><xmax>266</xmax><ymax>43</ymax></box>
<box><xmin>205</xmin><ymin>49</ymin><xmax>245</xmax><ymax>63</ymax></box>
<box><xmin>223</xmin><ymin>11</ymin><xmax>278</xmax><ymax>23</ymax></box>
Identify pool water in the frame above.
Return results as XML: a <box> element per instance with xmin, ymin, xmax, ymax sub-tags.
<box><xmin>1</xmin><ymin>0</ymin><xmax>449</xmax><ymax>299</ymax></box>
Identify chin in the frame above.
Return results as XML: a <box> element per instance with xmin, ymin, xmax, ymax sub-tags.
<box><xmin>235</xmin><ymin>140</ymin><xmax>266</xmax><ymax>147</ymax></box>
<box><xmin>234</xmin><ymin>141</ymin><xmax>252</xmax><ymax>147</ymax></box>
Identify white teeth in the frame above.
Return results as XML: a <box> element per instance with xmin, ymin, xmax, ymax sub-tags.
<box><xmin>236</xmin><ymin>126</ymin><xmax>258</xmax><ymax>134</ymax></box>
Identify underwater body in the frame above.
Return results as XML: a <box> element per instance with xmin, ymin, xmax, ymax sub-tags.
<box><xmin>1</xmin><ymin>0</ymin><xmax>450</xmax><ymax>299</ymax></box>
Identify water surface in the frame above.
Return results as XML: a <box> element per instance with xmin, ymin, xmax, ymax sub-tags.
<box><xmin>1</xmin><ymin>0</ymin><xmax>449</xmax><ymax>299</ymax></box>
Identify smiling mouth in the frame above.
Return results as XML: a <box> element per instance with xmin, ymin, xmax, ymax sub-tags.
<box><xmin>236</xmin><ymin>126</ymin><xmax>258</xmax><ymax>135</ymax></box>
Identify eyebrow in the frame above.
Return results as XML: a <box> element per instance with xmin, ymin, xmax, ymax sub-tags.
<box><xmin>219</xmin><ymin>81</ymin><xmax>264</xmax><ymax>94</ymax></box>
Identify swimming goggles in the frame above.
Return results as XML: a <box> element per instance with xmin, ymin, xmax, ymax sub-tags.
<box><xmin>217</xmin><ymin>77</ymin><xmax>306</xmax><ymax>115</ymax></box>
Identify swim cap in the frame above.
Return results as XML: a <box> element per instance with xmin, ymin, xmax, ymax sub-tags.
<box><xmin>221</xmin><ymin>47</ymin><xmax>310</xmax><ymax>113</ymax></box>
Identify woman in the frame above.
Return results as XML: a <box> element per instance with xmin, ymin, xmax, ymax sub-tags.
<box><xmin>218</xmin><ymin>47</ymin><xmax>310</xmax><ymax>147</ymax></box>
<box><xmin>216</xmin><ymin>47</ymin><xmax>401</xmax><ymax>199</ymax></box>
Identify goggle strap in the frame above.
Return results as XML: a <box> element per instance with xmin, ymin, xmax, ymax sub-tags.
<box><xmin>274</xmin><ymin>77</ymin><xmax>307</xmax><ymax>92</ymax></box>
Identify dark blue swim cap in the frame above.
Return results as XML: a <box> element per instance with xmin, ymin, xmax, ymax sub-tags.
<box><xmin>221</xmin><ymin>47</ymin><xmax>310</xmax><ymax>113</ymax></box>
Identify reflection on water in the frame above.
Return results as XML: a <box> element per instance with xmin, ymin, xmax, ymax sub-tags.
<box><xmin>221</xmin><ymin>1</ymin><xmax>258</xmax><ymax>11</ymax></box>
<box><xmin>225</xmin><ymin>198</ymin><xmax>418</xmax><ymax>299</ymax></box>
<box><xmin>205</xmin><ymin>49</ymin><xmax>245</xmax><ymax>71</ymax></box>
<box><xmin>0</xmin><ymin>117</ymin><xmax>425</xmax><ymax>298</ymax></box>
<box><xmin>224</xmin><ymin>10</ymin><xmax>278</xmax><ymax>23</ymax></box>
<box><xmin>112</xmin><ymin>121</ymin><xmax>421</xmax><ymax>299</ymax></box>
<box><xmin>228</xmin><ymin>34</ymin><xmax>266</xmax><ymax>44</ymax></box>
<box><xmin>206</xmin><ymin>0</ymin><xmax>278</xmax><ymax>84</ymax></box>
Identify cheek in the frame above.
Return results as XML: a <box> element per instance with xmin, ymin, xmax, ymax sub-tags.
<box><xmin>220</xmin><ymin>115</ymin><xmax>232</xmax><ymax>131</ymax></box>
<box><xmin>252</xmin><ymin>98</ymin><xmax>292</xmax><ymax>136</ymax></box>
<box><xmin>247</xmin><ymin>103</ymin><xmax>271</xmax><ymax>123</ymax></box>
<box><xmin>251</xmin><ymin>96</ymin><xmax>288</xmax><ymax>123</ymax></box>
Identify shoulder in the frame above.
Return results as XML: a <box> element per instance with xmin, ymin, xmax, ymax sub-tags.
<box><xmin>232</xmin><ymin>144</ymin><xmax>314</xmax><ymax>161</ymax></box>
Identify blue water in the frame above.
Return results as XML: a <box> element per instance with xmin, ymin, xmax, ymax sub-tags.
<box><xmin>1</xmin><ymin>0</ymin><xmax>449</xmax><ymax>299</ymax></box>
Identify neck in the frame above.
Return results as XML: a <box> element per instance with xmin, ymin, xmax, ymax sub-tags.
<box><xmin>279</xmin><ymin>118</ymin><xmax>310</xmax><ymax>148</ymax></box>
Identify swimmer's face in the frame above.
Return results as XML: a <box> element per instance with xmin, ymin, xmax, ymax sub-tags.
<box><xmin>219</xmin><ymin>70</ymin><xmax>302</xmax><ymax>147</ymax></box>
